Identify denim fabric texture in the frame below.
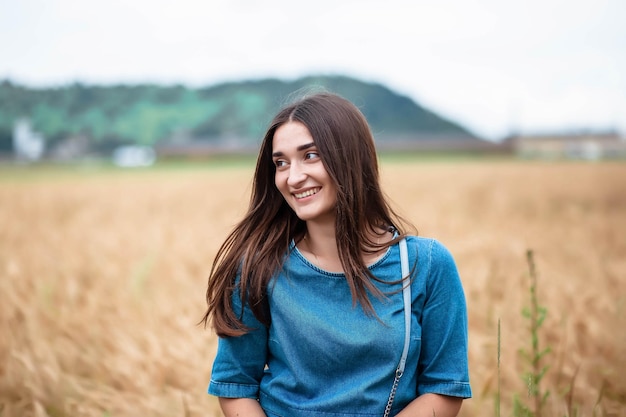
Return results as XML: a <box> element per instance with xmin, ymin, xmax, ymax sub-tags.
<box><xmin>208</xmin><ymin>236</ymin><xmax>472</xmax><ymax>417</ymax></box>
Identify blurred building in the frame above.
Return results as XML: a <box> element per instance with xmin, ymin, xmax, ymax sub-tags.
<box><xmin>505</xmin><ymin>131</ymin><xmax>626</xmax><ymax>160</ymax></box>
<box><xmin>50</xmin><ymin>135</ymin><xmax>91</xmax><ymax>161</ymax></box>
<box><xmin>13</xmin><ymin>118</ymin><xmax>45</xmax><ymax>161</ymax></box>
<box><xmin>112</xmin><ymin>145</ymin><xmax>156</xmax><ymax>167</ymax></box>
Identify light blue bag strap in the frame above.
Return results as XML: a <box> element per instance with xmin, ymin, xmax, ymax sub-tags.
<box><xmin>384</xmin><ymin>238</ymin><xmax>412</xmax><ymax>417</ymax></box>
<box><xmin>398</xmin><ymin>237</ymin><xmax>411</xmax><ymax>374</ymax></box>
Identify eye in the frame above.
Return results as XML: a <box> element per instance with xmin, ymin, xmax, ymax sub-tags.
<box><xmin>274</xmin><ymin>159</ymin><xmax>288</xmax><ymax>168</ymax></box>
<box><xmin>304</xmin><ymin>151</ymin><xmax>319</xmax><ymax>160</ymax></box>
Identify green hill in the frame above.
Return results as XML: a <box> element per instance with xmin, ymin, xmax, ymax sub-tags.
<box><xmin>0</xmin><ymin>75</ymin><xmax>482</xmax><ymax>155</ymax></box>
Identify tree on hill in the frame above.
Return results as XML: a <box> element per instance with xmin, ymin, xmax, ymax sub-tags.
<box><xmin>0</xmin><ymin>75</ymin><xmax>482</xmax><ymax>157</ymax></box>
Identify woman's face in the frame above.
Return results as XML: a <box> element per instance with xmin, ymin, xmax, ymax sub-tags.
<box><xmin>272</xmin><ymin>121</ymin><xmax>337</xmax><ymax>225</ymax></box>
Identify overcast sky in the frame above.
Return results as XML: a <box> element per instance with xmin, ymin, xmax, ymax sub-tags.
<box><xmin>1</xmin><ymin>0</ymin><xmax>625</xmax><ymax>140</ymax></box>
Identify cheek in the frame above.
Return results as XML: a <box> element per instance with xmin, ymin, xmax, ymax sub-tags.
<box><xmin>274</xmin><ymin>172</ymin><xmax>288</xmax><ymax>194</ymax></box>
<box><xmin>328</xmin><ymin>185</ymin><xmax>339</xmax><ymax>205</ymax></box>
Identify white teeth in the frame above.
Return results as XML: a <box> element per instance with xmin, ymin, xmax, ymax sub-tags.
<box><xmin>294</xmin><ymin>188</ymin><xmax>319</xmax><ymax>199</ymax></box>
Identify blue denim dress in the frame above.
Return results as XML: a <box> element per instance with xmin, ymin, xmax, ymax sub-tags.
<box><xmin>208</xmin><ymin>236</ymin><xmax>472</xmax><ymax>417</ymax></box>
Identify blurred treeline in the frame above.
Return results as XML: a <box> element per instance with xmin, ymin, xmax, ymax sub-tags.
<box><xmin>0</xmin><ymin>75</ymin><xmax>475</xmax><ymax>154</ymax></box>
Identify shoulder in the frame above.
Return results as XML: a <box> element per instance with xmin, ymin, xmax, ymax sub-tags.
<box><xmin>403</xmin><ymin>236</ymin><xmax>460</xmax><ymax>283</ymax></box>
<box><xmin>403</xmin><ymin>235</ymin><xmax>456</xmax><ymax>262</ymax></box>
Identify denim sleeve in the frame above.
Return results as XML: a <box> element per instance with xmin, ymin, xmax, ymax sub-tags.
<box><xmin>208</xmin><ymin>284</ymin><xmax>269</xmax><ymax>399</ymax></box>
<box><xmin>416</xmin><ymin>240</ymin><xmax>472</xmax><ymax>398</ymax></box>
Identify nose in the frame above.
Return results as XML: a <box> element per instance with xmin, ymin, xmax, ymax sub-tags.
<box><xmin>287</xmin><ymin>161</ymin><xmax>307</xmax><ymax>187</ymax></box>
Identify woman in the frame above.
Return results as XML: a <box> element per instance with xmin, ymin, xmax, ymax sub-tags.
<box><xmin>201</xmin><ymin>92</ymin><xmax>471</xmax><ymax>417</ymax></box>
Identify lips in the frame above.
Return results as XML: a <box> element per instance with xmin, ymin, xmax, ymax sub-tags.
<box><xmin>294</xmin><ymin>187</ymin><xmax>320</xmax><ymax>199</ymax></box>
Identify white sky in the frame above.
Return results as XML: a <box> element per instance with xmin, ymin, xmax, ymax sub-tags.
<box><xmin>1</xmin><ymin>0</ymin><xmax>625</xmax><ymax>140</ymax></box>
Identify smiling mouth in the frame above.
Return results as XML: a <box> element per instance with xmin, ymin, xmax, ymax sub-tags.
<box><xmin>294</xmin><ymin>188</ymin><xmax>320</xmax><ymax>199</ymax></box>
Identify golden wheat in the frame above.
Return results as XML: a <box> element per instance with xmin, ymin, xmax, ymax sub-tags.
<box><xmin>1</xmin><ymin>160</ymin><xmax>624</xmax><ymax>417</ymax></box>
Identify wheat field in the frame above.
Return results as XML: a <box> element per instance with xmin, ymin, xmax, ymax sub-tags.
<box><xmin>1</xmin><ymin>159</ymin><xmax>625</xmax><ymax>417</ymax></box>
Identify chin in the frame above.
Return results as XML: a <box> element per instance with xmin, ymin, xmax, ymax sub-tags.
<box><xmin>295</xmin><ymin>210</ymin><xmax>335</xmax><ymax>224</ymax></box>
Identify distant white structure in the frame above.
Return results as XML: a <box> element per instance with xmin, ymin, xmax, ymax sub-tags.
<box><xmin>506</xmin><ymin>131</ymin><xmax>626</xmax><ymax>160</ymax></box>
<box><xmin>112</xmin><ymin>145</ymin><xmax>156</xmax><ymax>167</ymax></box>
<box><xmin>13</xmin><ymin>118</ymin><xmax>45</xmax><ymax>161</ymax></box>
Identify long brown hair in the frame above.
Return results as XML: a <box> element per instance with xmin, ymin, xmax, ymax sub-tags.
<box><xmin>202</xmin><ymin>92</ymin><xmax>413</xmax><ymax>337</ymax></box>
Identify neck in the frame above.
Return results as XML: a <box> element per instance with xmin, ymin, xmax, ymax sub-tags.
<box><xmin>299</xmin><ymin>221</ymin><xmax>343</xmax><ymax>272</ymax></box>
<box><xmin>299</xmin><ymin>222</ymin><xmax>394</xmax><ymax>272</ymax></box>
<box><xmin>303</xmin><ymin>221</ymin><xmax>338</xmax><ymax>258</ymax></box>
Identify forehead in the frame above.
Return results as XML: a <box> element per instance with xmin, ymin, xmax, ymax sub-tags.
<box><xmin>272</xmin><ymin>121</ymin><xmax>314</xmax><ymax>152</ymax></box>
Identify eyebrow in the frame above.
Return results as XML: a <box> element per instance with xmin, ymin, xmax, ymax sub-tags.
<box><xmin>272</xmin><ymin>142</ymin><xmax>316</xmax><ymax>157</ymax></box>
